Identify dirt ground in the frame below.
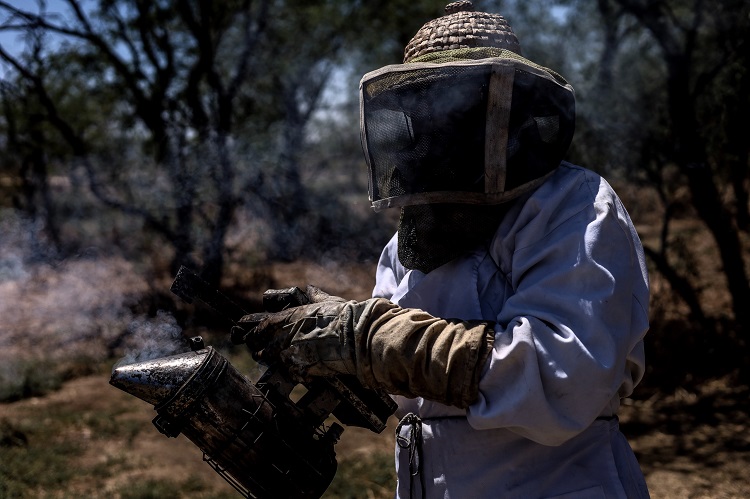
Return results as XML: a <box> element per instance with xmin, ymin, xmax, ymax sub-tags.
<box><xmin>2</xmin><ymin>367</ymin><xmax>748</xmax><ymax>498</ymax></box>
<box><xmin>618</xmin><ymin>378</ymin><xmax>750</xmax><ymax>499</ymax></box>
<box><xmin>1</xmin><ymin>260</ymin><xmax>749</xmax><ymax>498</ymax></box>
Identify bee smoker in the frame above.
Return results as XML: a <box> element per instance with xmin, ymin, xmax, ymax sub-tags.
<box><xmin>110</xmin><ymin>267</ymin><xmax>397</xmax><ymax>499</ymax></box>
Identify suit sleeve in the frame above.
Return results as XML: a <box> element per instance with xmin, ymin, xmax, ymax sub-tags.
<box><xmin>372</xmin><ymin>232</ymin><xmax>406</xmax><ymax>300</ymax></box>
<box><xmin>467</xmin><ymin>185</ymin><xmax>649</xmax><ymax>446</ymax></box>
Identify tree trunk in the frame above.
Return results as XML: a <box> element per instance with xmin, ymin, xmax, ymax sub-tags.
<box><xmin>17</xmin><ymin>139</ymin><xmax>61</xmax><ymax>258</ymax></box>
<box><xmin>666</xmin><ymin>54</ymin><xmax>750</xmax><ymax>332</ymax></box>
<box><xmin>614</xmin><ymin>0</ymin><xmax>750</xmax><ymax>334</ymax></box>
<box><xmin>199</xmin><ymin>134</ymin><xmax>237</xmax><ymax>288</ymax></box>
<box><xmin>265</xmin><ymin>84</ymin><xmax>311</xmax><ymax>262</ymax></box>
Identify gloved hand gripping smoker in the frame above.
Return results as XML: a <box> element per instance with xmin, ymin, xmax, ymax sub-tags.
<box><xmin>109</xmin><ymin>266</ymin><xmax>397</xmax><ymax>499</ymax></box>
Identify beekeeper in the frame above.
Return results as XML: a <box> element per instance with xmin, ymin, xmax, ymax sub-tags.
<box><xmin>243</xmin><ymin>2</ymin><xmax>651</xmax><ymax>497</ymax></box>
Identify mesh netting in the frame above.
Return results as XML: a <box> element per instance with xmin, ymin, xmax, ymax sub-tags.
<box><xmin>361</xmin><ymin>57</ymin><xmax>575</xmax><ymax>211</ymax></box>
<box><xmin>398</xmin><ymin>203</ymin><xmax>509</xmax><ymax>273</ymax></box>
<box><xmin>364</xmin><ymin>66</ymin><xmax>490</xmax><ymax>203</ymax></box>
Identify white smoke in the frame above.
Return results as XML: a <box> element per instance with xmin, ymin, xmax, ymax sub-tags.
<box><xmin>0</xmin><ymin>209</ymin><xmax>189</xmax><ymax>397</ymax></box>
<box><xmin>112</xmin><ymin>310</ymin><xmax>188</xmax><ymax>370</ymax></box>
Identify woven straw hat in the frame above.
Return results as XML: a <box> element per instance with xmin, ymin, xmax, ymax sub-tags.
<box><xmin>403</xmin><ymin>1</ymin><xmax>521</xmax><ymax>62</ymax></box>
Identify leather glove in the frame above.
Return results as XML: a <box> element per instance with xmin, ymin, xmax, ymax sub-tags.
<box><xmin>239</xmin><ymin>285</ymin><xmax>349</xmax><ymax>370</ymax></box>
<box><xmin>240</xmin><ymin>287</ymin><xmax>495</xmax><ymax>409</ymax></box>
<box><xmin>260</xmin><ymin>285</ymin><xmax>337</xmax><ymax>312</ymax></box>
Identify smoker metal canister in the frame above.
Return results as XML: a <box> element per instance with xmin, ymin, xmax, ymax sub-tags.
<box><xmin>110</xmin><ymin>347</ymin><xmax>338</xmax><ymax>499</ymax></box>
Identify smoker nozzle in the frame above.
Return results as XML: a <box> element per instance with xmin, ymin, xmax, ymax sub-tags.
<box><xmin>109</xmin><ymin>350</ymin><xmax>205</xmax><ymax>405</ymax></box>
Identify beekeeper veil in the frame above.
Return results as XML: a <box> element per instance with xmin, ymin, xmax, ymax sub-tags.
<box><xmin>359</xmin><ymin>1</ymin><xmax>576</xmax><ymax>273</ymax></box>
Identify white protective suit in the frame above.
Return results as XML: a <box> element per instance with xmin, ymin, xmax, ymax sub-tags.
<box><xmin>372</xmin><ymin>162</ymin><xmax>651</xmax><ymax>499</ymax></box>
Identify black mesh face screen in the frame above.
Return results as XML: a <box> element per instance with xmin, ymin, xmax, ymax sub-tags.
<box><xmin>504</xmin><ymin>70</ymin><xmax>575</xmax><ymax>191</ymax></box>
<box><xmin>363</xmin><ymin>67</ymin><xmax>491</xmax><ymax>204</ymax></box>
<box><xmin>360</xmin><ymin>59</ymin><xmax>575</xmax><ymax>210</ymax></box>
<box><xmin>397</xmin><ymin>203</ymin><xmax>510</xmax><ymax>273</ymax></box>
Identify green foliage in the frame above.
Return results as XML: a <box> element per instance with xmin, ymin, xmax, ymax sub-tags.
<box><xmin>0</xmin><ymin>358</ymin><xmax>64</xmax><ymax>403</ymax></box>
<box><xmin>0</xmin><ymin>413</ymin><xmax>84</xmax><ymax>497</ymax></box>
<box><xmin>0</xmin><ymin>442</ymin><xmax>82</xmax><ymax>497</ymax></box>
<box><xmin>326</xmin><ymin>451</ymin><xmax>396</xmax><ymax>499</ymax></box>
<box><xmin>115</xmin><ymin>477</ymin><xmax>237</xmax><ymax>499</ymax></box>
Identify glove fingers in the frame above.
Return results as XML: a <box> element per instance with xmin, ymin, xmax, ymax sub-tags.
<box><xmin>237</xmin><ymin>312</ymin><xmax>272</xmax><ymax>348</ymax></box>
<box><xmin>279</xmin><ymin>342</ymin><xmax>340</xmax><ymax>382</ymax></box>
<box><xmin>305</xmin><ymin>285</ymin><xmax>346</xmax><ymax>304</ymax></box>
<box><xmin>261</xmin><ymin>285</ymin><xmax>343</xmax><ymax>310</ymax></box>
<box><xmin>240</xmin><ymin>305</ymin><xmax>307</xmax><ymax>352</ymax></box>
<box><xmin>242</xmin><ymin>303</ymin><xmax>336</xmax><ymax>353</ymax></box>
<box><xmin>241</xmin><ymin>312</ymin><xmax>292</xmax><ymax>353</ymax></box>
<box><xmin>238</xmin><ymin>312</ymin><xmax>268</xmax><ymax>328</ymax></box>
<box><xmin>247</xmin><ymin>314</ymin><xmax>319</xmax><ymax>360</ymax></box>
<box><xmin>262</xmin><ymin>287</ymin><xmax>311</xmax><ymax>312</ymax></box>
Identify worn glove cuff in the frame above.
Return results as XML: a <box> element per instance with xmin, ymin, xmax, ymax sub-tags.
<box><xmin>349</xmin><ymin>298</ymin><xmax>495</xmax><ymax>409</ymax></box>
